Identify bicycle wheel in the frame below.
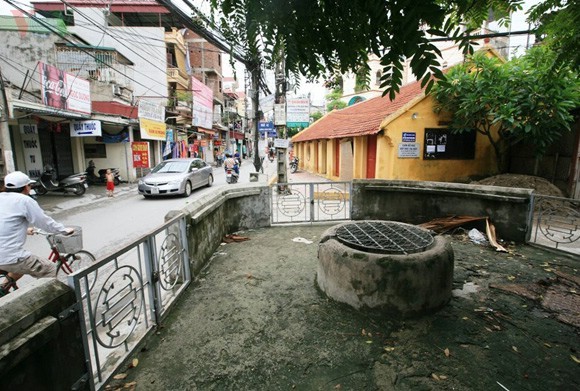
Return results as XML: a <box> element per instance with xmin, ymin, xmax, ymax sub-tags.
<box><xmin>59</xmin><ymin>250</ymin><xmax>98</xmax><ymax>291</ymax></box>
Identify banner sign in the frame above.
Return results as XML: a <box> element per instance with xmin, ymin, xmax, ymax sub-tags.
<box><xmin>131</xmin><ymin>142</ymin><xmax>150</xmax><ymax>168</ymax></box>
<box><xmin>286</xmin><ymin>98</ymin><xmax>310</xmax><ymax>128</ymax></box>
<box><xmin>138</xmin><ymin>99</ymin><xmax>166</xmax><ymax>140</ymax></box>
<box><xmin>191</xmin><ymin>77</ymin><xmax>213</xmax><ymax>129</ymax></box>
<box><xmin>70</xmin><ymin>120</ymin><xmax>102</xmax><ymax>137</ymax></box>
<box><xmin>19</xmin><ymin>123</ymin><xmax>43</xmax><ymax>178</ymax></box>
<box><xmin>39</xmin><ymin>61</ymin><xmax>91</xmax><ymax>114</ymax></box>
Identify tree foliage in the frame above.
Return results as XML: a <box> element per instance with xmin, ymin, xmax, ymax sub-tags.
<box><xmin>433</xmin><ymin>47</ymin><xmax>580</xmax><ymax>172</ymax></box>
<box><xmin>528</xmin><ymin>0</ymin><xmax>580</xmax><ymax>71</ymax></box>
<box><xmin>310</xmin><ymin>111</ymin><xmax>324</xmax><ymax>123</ymax></box>
<box><xmin>209</xmin><ymin>0</ymin><xmax>523</xmax><ymax>99</ymax></box>
<box><xmin>325</xmin><ymin>90</ymin><xmax>347</xmax><ymax>112</ymax></box>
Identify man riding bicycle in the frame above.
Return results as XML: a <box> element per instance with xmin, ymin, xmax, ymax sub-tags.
<box><xmin>0</xmin><ymin>171</ymin><xmax>74</xmax><ymax>296</ymax></box>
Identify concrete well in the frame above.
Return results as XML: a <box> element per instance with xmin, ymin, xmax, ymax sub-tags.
<box><xmin>317</xmin><ymin>221</ymin><xmax>454</xmax><ymax>317</ymax></box>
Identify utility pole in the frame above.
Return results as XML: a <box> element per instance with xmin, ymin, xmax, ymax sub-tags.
<box><xmin>274</xmin><ymin>50</ymin><xmax>288</xmax><ymax>185</ymax></box>
<box><xmin>251</xmin><ymin>63</ymin><xmax>261</xmax><ymax>173</ymax></box>
<box><xmin>0</xmin><ymin>67</ymin><xmax>14</xmax><ymax>177</ymax></box>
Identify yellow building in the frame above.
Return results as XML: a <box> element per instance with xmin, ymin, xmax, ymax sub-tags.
<box><xmin>292</xmin><ymin>79</ymin><xmax>499</xmax><ymax>182</ymax></box>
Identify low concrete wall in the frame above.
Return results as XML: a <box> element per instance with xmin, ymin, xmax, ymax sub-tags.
<box><xmin>0</xmin><ymin>279</ymin><xmax>87</xmax><ymax>390</ymax></box>
<box><xmin>351</xmin><ymin>180</ymin><xmax>533</xmax><ymax>242</ymax></box>
<box><xmin>167</xmin><ymin>184</ymin><xmax>271</xmax><ymax>275</ymax></box>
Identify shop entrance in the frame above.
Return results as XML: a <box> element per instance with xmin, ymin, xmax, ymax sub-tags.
<box><xmin>38</xmin><ymin>123</ymin><xmax>74</xmax><ymax>178</ymax></box>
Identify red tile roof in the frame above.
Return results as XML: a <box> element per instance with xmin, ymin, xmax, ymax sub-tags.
<box><xmin>292</xmin><ymin>79</ymin><xmax>425</xmax><ymax>142</ymax></box>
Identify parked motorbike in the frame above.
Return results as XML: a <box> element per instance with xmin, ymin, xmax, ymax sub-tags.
<box><xmin>290</xmin><ymin>157</ymin><xmax>299</xmax><ymax>173</ymax></box>
<box><xmin>33</xmin><ymin>165</ymin><xmax>88</xmax><ymax>196</ymax></box>
<box><xmin>86</xmin><ymin>161</ymin><xmax>122</xmax><ymax>186</ymax></box>
<box><xmin>225</xmin><ymin>166</ymin><xmax>239</xmax><ymax>184</ymax></box>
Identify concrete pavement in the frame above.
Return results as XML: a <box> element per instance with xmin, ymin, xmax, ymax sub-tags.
<box><xmin>109</xmin><ymin>224</ymin><xmax>579</xmax><ymax>390</ymax></box>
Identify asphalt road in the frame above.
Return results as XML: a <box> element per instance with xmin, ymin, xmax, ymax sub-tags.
<box><xmin>18</xmin><ymin>157</ymin><xmax>277</xmax><ymax>287</ymax></box>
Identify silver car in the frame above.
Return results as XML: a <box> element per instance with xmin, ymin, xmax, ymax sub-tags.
<box><xmin>138</xmin><ymin>158</ymin><xmax>213</xmax><ymax>198</ymax></box>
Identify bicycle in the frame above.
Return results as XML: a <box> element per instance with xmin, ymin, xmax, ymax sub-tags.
<box><xmin>0</xmin><ymin>227</ymin><xmax>97</xmax><ymax>296</ymax></box>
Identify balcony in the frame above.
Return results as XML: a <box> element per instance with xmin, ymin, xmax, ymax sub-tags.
<box><xmin>167</xmin><ymin>68</ymin><xmax>189</xmax><ymax>90</ymax></box>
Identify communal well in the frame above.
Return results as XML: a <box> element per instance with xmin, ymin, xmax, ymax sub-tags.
<box><xmin>317</xmin><ymin>220</ymin><xmax>454</xmax><ymax>317</ymax></box>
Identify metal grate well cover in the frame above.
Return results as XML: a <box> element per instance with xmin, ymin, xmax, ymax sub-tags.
<box><xmin>335</xmin><ymin>221</ymin><xmax>434</xmax><ymax>255</ymax></box>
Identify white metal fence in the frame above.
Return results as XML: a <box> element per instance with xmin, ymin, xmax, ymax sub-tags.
<box><xmin>528</xmin><ymin>194</ymin><xmax>580</xmax><ymax>256</ymax></box>
<box><xmin>67</xmin><ymin>214</ymin><xmax>191</xmax><ymax>390</ymax></box>
<box><xmin>270</xmin><ymin>181</ymin><xmax>352</xmax><ymax>224</ymax></box>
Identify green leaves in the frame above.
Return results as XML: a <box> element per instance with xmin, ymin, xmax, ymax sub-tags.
<box><xmin>208</xmin><ymin>0</ymin><xmax>523</xmax><ymax>99</ymax></box>
<box><xmin>433</xmin><ymin>46</ymin><xmax>580</xmax><ymax>171</ymax></box>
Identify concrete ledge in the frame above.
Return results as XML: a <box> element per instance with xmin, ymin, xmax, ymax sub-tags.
<box><xmin>168</xmin><ymin>184</ymin><xmax>272</xmax><ymax>276</ymax></box>
<box><xmin>0</xmin><ymin>279</ymin><xmax>74</xmax><ymax>346</ymax></box>
<box><xmin>352</xmin><ymin>179</ymin><xmax>533</xmax><ymax>242</ymax></box>
<box><xmin>0</xmin><ymin>316</ymin><xmax>58</xmax><ymax>373</ymax></box>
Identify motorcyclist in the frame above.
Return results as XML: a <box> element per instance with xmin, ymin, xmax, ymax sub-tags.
<box><xmin>0</xmin><ymin>171</ymin><xmax>74</xmax><ymax>295</ymax></box>
<box><xmin>224</xmin><ymin>153</ymin><xmax>239</xmax><ymax>175</ymax></box>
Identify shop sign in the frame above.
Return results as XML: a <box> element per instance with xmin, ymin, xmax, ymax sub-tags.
<box><xmin>39</xmin><ymin>62</ymin><xmax>91</xmax><ymax>114</ymax></box>
<box><xmin>286</xmin><ymin>98</ymin><xmax>310</xmax><ymax>128</ymax></box>
<box><xmin>70</xmin><ymin>120</ymin><xmax>102</xmax><ymax>137</ymax></box>
<box><xmin>19</xmin><ymin>123</ymin><xmax>43</xmax><ymax>178</ymax></box>
<box><xmin>138</xmin><ymin>100</ymin><xmax>166</xmax><ymax>141</ymax></box>
<box><xmin>191</xmin><ymin>77</ymin><xmax>214</xmax><ymax>129</ymax></box>
<box><xmin>131</xmin><ymin>141</ymin><xmax>150</xmax><ymax>168</ymax></box>
<box><xmin>398</xmin><ymin>142</ymin><xmax>420</xmax><ymax>158</ymax></box>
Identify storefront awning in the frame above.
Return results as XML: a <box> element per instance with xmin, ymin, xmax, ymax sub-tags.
<box><xmin>12</xmin><ymin>99</ymin><xmax>90</xmax><ymax>120</ymax></box>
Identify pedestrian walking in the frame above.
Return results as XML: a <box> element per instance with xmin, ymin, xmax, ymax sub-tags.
<box><xmin>106</xmin><ymin>169</ymin><xmax>115</xmax><ymax>197</ymax></box>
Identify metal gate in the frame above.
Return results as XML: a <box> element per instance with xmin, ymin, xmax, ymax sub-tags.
<box><xmin>528</xmin><ymin>194</ymin><xmax>580</xmax><ymax>255</ymax></box>
<box><xmin>67</xmin><ymin>214</ymin><xmax>191</xmax><ymax>390</ymax></box>
<box><xmin>271</xmin><ymin>181</ymin><xmax>352</xmax><ymax>224</ymax></box>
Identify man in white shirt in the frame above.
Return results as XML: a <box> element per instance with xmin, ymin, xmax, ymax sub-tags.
<box><xmin>0</xmin><ymin>171</ymin><xmax>73</xmax><ymax>295</ymax></box>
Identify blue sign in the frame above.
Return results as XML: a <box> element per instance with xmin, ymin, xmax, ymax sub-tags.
<box><xmin>402</xmin><ymin>132</ymin><xmax>416</xmax><ymax>142</ymax></box>
<box><xmin>258</xmin><ymin>121</ymin><xmax>277</xmax><ymax>137</ymax></box>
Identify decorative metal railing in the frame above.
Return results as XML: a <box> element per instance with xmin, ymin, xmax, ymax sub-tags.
<box><xmin>67</xmin><ymin>214</ymin><xmax>191</xmax><ymax>391</ymax></box>
<box><xmin>528</xmin><ymin>194</ymin><xmax>580</xmax><ymax>255</ymax></box>
<box><xmin>271</xmin><ymin>182</ymin><xmax>352</xmax><ymax>224</ymax></box>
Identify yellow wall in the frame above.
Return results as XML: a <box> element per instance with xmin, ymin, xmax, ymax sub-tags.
<box><xmin>318</xmin><ymin>140</ymin><xmax>327</xmax><ymax>174</ymax></box>
<box><xmin>353</xmin><ymin>137</ymin><xmax>367</xmax><ymax>178</ymax></box>
<box><xmin>376</xmin><ymin>96</ymin><xmax>498</xmax><ymax>181</ymax></box>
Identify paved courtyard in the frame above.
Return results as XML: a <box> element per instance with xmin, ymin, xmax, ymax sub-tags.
<box><xmin>107</xmin><ymin>224</ymin><xmax>579</xmax><ymax>391</ymax></box>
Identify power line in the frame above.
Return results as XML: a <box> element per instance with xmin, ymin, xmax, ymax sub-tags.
<box><xmin>3</xmin><ymin>0</ymin><xmax>169</xmax><ymax>97</ymax></box>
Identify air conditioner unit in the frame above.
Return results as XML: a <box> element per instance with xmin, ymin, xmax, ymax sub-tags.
<box><xmin>112</xmin><ymin>85</ymin><xmax>122</xmax><ymax>96</ymax></box>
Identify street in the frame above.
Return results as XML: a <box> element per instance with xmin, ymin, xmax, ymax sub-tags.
<box><xmin>19</xmin><ymin>157</ymin><xmax>277</xmax><ymax>287</ymax></box>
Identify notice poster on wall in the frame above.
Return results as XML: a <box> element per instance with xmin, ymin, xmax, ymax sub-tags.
<box><xmin>398</xmin><ymin>142</ymin><xmax>420</xmax><ymax>158</ymax></box>
<box><xmin>19</xmin><ymin>123</ymin><xmax>43</xmax><ymax>178</ymax></box>
<box><xmin>138</xmin><ymin>100</ymin><xmax>166</xmax><ymax>141</ymax></box>
<box><xmin>131</xmin><ymin>141</ymin><xmax>150</xmax><ymax>168</ymax></box>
